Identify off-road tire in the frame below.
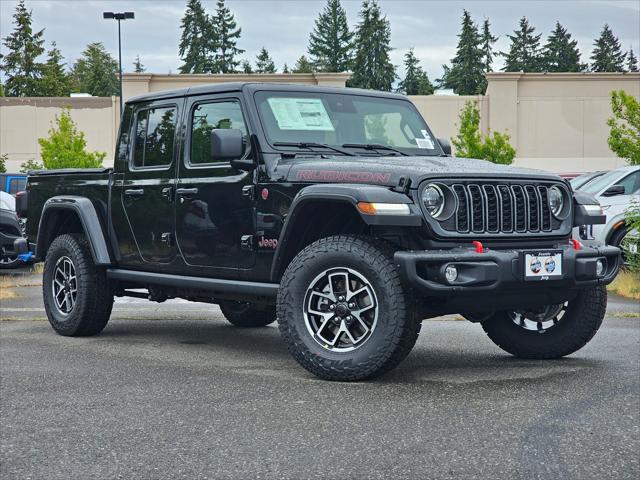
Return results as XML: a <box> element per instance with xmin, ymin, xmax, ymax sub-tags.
<box><xmin>277</xmin><ymin>235</ymin><xmax>421</xmax><ymax>381</ymax></box>
<box><xmin>482</xmin><ymin>286</ymin><xmax>607</xmax><ymax>359</ymax></box>
<box><xmin>43</xmin><ymin>233</ymin><xmax>113</xmax><ymax>336</ymax></box>
<box><xmin>219</xmin><ymin>301</ymin><xmax>276</xmax><ymax>328</ymax></box>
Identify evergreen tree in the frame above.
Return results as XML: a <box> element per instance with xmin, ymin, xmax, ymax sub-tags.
<box><xmin>71</xmin><ymin>42</ymin><xmax>118</xmax><ymax>96</ymax></box>
<box><xmin>501</xmin><ymin>17</ymin><xmax>543</xmax><ymax>72</ymax></box>
<box><xmin>542</xmin><ymin>22</ymin><xmax>586</xmax><ymax>72</ymax></box>
<box><xmin>350</xmin><ymin>0</ymin><xmax>396</xmax><ymax>91</ymax></box>
<box><xmin>0</xmin><ymin>0</ymin><xmax>45</xmax><ymax>96</ymax></box>
<box><xmin>178</xmin><ymin>0</ymin><xmax>215</xmax><ymax>73</ymax></box>
<box><xmin>480</xmin><ymin>18</ymin><xmax>498</xmax><ymax>72</ymax></box>
<box><xmin>211</xmin><ymin>0</ymin><xmax>244</xmax><ymax>73</ymax></box>
<box><xmin>282</xmin><ymin>63</ymin><xmax>290</xmax><ymax>73</ymax></box>
<box><xmin>307</xmin><ymin>0</ymin><xmax>354</xmax><ymax>72</ymax></box>
<box><xmin>133</xmin><ymin>55</ymin><xmax>146</xmax><ymax>73</ymax></box>
<box><xmin>40</xmin><ymin>42</ymin><xmax>71</xmax><ymax>96</ymax></box>
<box><xmin>293</xmin><ymin>55</ymin><xmax>314</xmax><ymax>73</ymax></box>
<box><xmin>255</xmin><ymin>47</ymin><xmax>276</xmax><ymax>73</ymax></box>
<box><xmin>398</xmin><ymin>49</ymin><xmax>433</xmax><ymax>95</ymax></box>
<box><xmin>241</xmin><ymin>59</ymin><xmax>253</xmax><ymax>73</ymax></box>
<box><xmin>440</xmin><ymin>10</ymin><xmax>486</xmax><ymax>94</ymax></box>
<box><xmin>590</xmin><ymin>24</ymin><xmax>625</xmax><ymax>72</ymax></box>
<box><xmin>627</xmin><ymin>47</ymin><xmax>639</xmax><ymax>72</ymax></box>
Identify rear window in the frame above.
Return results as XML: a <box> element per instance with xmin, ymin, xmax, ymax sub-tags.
<box><xmin>132</xmin><ymin>106</ymin><xmax>177</xmax><ymax>168</ymax></box>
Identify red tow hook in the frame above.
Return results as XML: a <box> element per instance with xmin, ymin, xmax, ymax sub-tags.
<box><xmin>570</xmin><ymin>238</ymin><xmax>582</xmax><ymax>251</ymax></box>
<box><xmin>472</xmin><ymin>240</ymin><xmax>484</xmax><ymax>253</ymax></box>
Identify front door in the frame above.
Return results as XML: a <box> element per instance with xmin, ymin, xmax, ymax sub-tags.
<box><xmin>175</xmin><ymin>95</ymin><xmax>255</xmax><ymax>274</ymax></box>
<box><xmin>121</xmin><ymin>100</ymin><xmax>181</xmax><ymax>265</ymax></box>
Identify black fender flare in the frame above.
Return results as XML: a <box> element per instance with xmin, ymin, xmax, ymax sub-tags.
<box><xmin>269</xmin><ymin>184</ymin><xmax>421</xmax><ymax>281</ymax></box>
<box><xmin>36</xmin><ymin>196</ymin><xmax>112</xmax><ymax>265</ymax></box>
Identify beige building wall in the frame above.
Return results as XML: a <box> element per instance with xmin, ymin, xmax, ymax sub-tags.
<box><xmin>0</xmin><ymin>97</ymin><xmax>119</xmax><ymax>172</ymax></box>
<box><xmin>1</xmin><ymin>72</ymin><xmax>638</xmax><ymax>174</ymax></box>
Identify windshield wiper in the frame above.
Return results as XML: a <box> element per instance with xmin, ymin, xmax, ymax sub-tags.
<box><xmin>341</xmin><ymin>143</ymin><xmax>409</xmax><ymax>156</ymax></box>
<box><xmin>273</xmin><ymin>142</ymin><xmax>355</xmax><ymax>156</ymax></box>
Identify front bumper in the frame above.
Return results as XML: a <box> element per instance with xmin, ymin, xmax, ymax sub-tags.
<box><xmin>395</xmin><ymin>243</ymin><xmax>621</xmax><ymax>296</ymax></box>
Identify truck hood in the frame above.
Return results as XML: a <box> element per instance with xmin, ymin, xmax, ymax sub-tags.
<box><xmin>272</xmin><ymin>155</ymin><xmax>562</xmax><ymax>188</ymax></box>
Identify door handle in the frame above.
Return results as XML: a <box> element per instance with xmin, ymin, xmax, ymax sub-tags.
<box><xmin>161</xmin><ymin>187</ymin><xmax>174</xmax><ymax>200</ymax></box>
<box><xmin>176</xmin><ymin>188</ymin><xmax>199</xmax><ymax>197</ymax></box>
<box><xmin>124</xmin><ymin>188</ymin><xmax>144</xmax><ymax>197</ymax></box>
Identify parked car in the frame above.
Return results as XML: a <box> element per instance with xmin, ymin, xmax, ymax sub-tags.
<box><xmin>0</xmin><ymin>191</ymin><xmax>23</xmax><ymax>269</ymax></box>
<box><xmin>574</xmin><ymin>166</ymin><xmax>640</xmax><ymax>257</ymax></box>
<box><xmin>0</xmin><ymin>173</ymin><xmax>27</xmax><ymax>195</ymax></box>
<box><xmin>570</xmin><ymin>171</ymin><xmax>605</xmax><ymax>190</ymax></box>
<box><xmin>15</xmin><ymin>83</ymin><xmax>620</xmax><ymax>381</ymax></box>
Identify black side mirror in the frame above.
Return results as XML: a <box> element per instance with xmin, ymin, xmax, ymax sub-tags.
<box><xmin>211</xmin><ymin>128</ymin><xmax>244</xmax><ymax>161</ymax></box>
<box><xmin>602</xmin><ymin>184</ymin><xmax>625</xmax><ymax>197</ymax></box>
<box><xmin>438</xmin><ymin>137</ymin><xmax>452</xmax><ymax>156</ymax></box>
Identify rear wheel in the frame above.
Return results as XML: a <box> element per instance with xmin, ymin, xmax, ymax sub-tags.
<box><xmin>481</xmin><ymin>286</ymin><xmax>606</xmax><ymax>359</ymax></box>
<box><xmin>219</xmin><ymin>301</ymin><xmax>276</xmax><ymax>328</ymax></box>
<box><xmin>43</xmin><ymin>234</ymin><xmax>113</xmax><ymax>336</ymax></box>
<box><xmin>277</xmin><ymin>235</ymin><xmax>420</xmax><ymax>381</ymax></box>
<box><xmin>0</xmin><ymin>252</ymin><xmax>21</xmax><ymax>269</ymax></box>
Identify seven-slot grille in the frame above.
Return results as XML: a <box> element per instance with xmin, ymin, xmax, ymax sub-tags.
<box><xmin>449</xmin><ymin>183</ymin><xmax>556</xmax><ymax>234</ymax></box>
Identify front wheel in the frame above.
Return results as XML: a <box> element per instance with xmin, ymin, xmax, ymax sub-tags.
<box><xmin>277</xmin><ymin>235</ymin><xmax>421</xmax><ymax>381</ymax></box>
<box><xmin>481</xmin><ymin>286</ymin><xmax>607</xmax><ymax>359</ymax></box>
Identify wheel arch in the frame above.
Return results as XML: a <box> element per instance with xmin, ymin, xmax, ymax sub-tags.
<box><xmin>269</xmin><ymin>184</ymin><xmax>420</xmax><ymax>282</ymax></box>
<box><xmin>36</xmin><ymin>196</ymin><xmax>112</xmax><ymax>265</ymax></box>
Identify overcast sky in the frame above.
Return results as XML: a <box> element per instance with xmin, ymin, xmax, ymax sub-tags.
<box><xmin>1</xmin><ymin>0</ymin><xmax>639</xmax><ymax>81</ymax></box>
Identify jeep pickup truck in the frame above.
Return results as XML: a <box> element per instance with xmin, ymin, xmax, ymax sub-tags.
<box><xmin>15</xmin><ymin>83</ymin><xmax>621</xmax><ymax>381</ymax></box>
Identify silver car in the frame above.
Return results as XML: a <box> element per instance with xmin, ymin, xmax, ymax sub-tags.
<box><xmin>574</xmin><ymin>165</ymin><xmax>640</xmax><ymax>255</ymax></box>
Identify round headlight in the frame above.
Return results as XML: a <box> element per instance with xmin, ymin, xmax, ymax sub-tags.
<box><xmin>422</xmin><ymin>184</ymin><xmax>445</xmax><ymax>218</ymax></box>
<box><xmin>549</xmin><ymin>186</ymin><xmax>564</xmax><ymax>218</ymax></box>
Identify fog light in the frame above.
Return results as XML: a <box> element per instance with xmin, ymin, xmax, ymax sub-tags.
<box><xmin>596</xmin><ymin>259</ymin><xmax>605</xmax><ymax>277</ymax></box>
<box><xmin>445</xmin><ymin>264</ymin><xmax>458</xmax><ymax>283</ymax></box>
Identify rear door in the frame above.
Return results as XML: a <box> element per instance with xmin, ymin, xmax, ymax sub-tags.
<box><xmin>175</xmin><ymin>94</ymin><xmax>255</xmax><ymax>275</ymax></box>
<box><xmin>121</xmin><ymin>100</ymin><xmax>181</xmax><ymax>265</ymax></box>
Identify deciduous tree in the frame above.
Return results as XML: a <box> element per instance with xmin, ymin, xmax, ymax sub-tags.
<box><xmin>607</xmin><ymin>90</ymin><xmax>640</xmax><ymax>165</ymax></box>
<box><xmin>38</xmin><ymin>109</ymin><xmax>106</xmax><ymax>169</ymax></box>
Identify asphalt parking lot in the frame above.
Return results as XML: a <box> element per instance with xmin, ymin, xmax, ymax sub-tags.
<box><xmin>1</xmin><ymin>269</ymin><xmax>639</xmax><ymax>480</ymax></box>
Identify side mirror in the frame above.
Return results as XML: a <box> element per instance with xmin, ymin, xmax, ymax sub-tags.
<box><xmin>210</xmin><ymin>128</ymin><xmax>256</xmax><ymax>171</ymax></box>
<box><xmin>438</xmin><ymin>137</ymin><xmax>452</xmax><ymax>156</ymax></box>
<box><xmin>602</xmin><ymin>184</ymin><xmax>625</xmax><ymax>197</ymax></box>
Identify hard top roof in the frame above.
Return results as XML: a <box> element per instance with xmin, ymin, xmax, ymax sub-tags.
<box><xmin>125</xmin><ymin>82</ymin><xmax>407</xmax><ymax>104</ymax></box>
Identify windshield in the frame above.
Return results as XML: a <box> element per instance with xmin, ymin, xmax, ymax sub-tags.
<box><xmin>254</xmin><ymin>91</ymin><xmax>441</xmax><ymax>156</ymax></box>
<box><xmin>581</xmin><ymin>170</ymin><xmax>625</xmax><ymax>194</ymax></box>
<box><xmin>570</xmin><ymin>171</ymin><xmax>603</xmax><ymax>190</ymax></box>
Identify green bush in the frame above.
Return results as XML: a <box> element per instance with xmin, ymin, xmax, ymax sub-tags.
<box><xmin>451</xmin><ymin>101</ymin><xmax>516</xmax><ymax>164</ymax></box>
<box><xmin>622</xmin><ymin>201</ymin><xmax>640</xmax><ymax>272</ymax></box>
<box><xmin>607</xmin><ymin>90</ymin><xmax>640</xmax><ymax>165</ymax></box>
<box><xmin>38</xmin><ymin>109</ymin><xmax>106</xmax><ymax>169</ymax></box>
<box><xmin>0</xmin><ymin>154</ymin><xmax>7</xmax><ymax>173</ymax></box>
<box><xmin>19</xmin><ymin>158</ymin><xmax>44</xmax><ymax>173</ymax></box>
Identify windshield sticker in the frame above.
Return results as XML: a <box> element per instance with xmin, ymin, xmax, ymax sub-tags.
<box><xmin>267</xmin><ymin>98</ymin><xmax>335</xmax><ymax>131</ymax></box>
<box><xmin>416</xmin><ymin>129</ymin><xmax>434</xmax><ymax>149</ymax></box>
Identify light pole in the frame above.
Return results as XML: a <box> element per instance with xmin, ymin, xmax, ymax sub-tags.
<box><xmin>103</xmin><ymin>11</ymin><xmax>134</xmax><ymax>116</ymax></box>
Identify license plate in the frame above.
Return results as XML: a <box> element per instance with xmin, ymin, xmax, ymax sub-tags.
<box><xmin>523</xmin><ymin>251</ymin><xmax>563</xmax><ymax>281</ymax></box>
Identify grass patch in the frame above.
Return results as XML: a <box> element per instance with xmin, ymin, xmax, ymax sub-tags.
<box><xmin>611</xmin><ymin>311</ymin><xmax>640</xmax><ymax>319</ymax></box>
<box><xmin>608</xmin><ymin>270</ymin><xmax>640</xmax><ymax>300</ymax></box>
<box><xmin>31</xmin><ymin>262</ymin><xmax>44</xmax><ymax>274</ymax></box>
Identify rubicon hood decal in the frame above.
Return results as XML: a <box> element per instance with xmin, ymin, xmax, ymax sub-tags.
<box><xmin>296</xmin><ymin>169</ymin><xmax>392</xmax><ymax>184</ymax></box>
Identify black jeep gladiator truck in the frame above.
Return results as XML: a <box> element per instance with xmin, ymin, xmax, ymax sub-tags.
<box><xmin>15</xmin><ymin>83</ymin><xmax>621</xmax><ymax>381</ymax></box>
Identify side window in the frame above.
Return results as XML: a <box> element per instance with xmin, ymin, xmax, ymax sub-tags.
<box><xmin>617</xmin><ymin>171</ymin><xmax>640</xmax><ymax>194</ymax></box>
<box><xmin>132</xmin><ymin>106</ymin><xmax>177</xmax><ymax>168</ymax></box>
<box><xmin>190</xmin><ymin>100</ymin><xmax>247</xmax><ymax>165</ymax></box>
<box><xmin>116</xmin><ymin>104</ymin><xmax>134</xmax><ymax>166</ymax></box>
